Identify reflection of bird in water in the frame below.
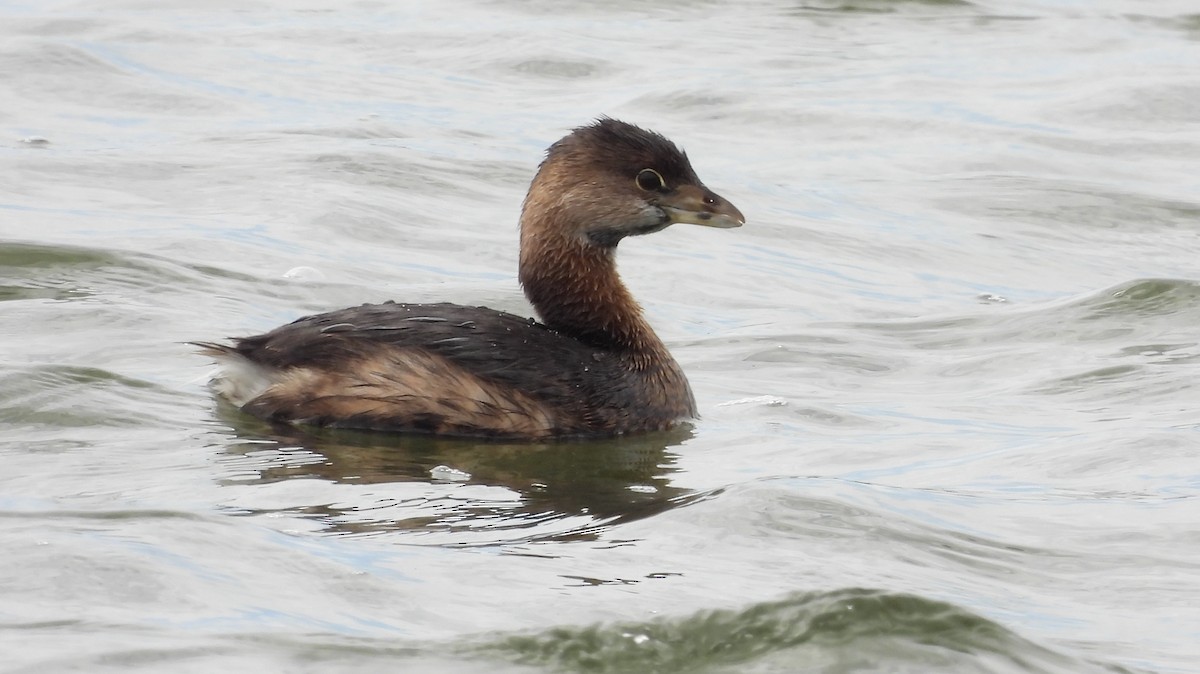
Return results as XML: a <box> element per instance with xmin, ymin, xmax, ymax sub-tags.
<box><xmin>197</xmin><ymin>119</ymin><xmax>743</xmax><ymax>439</ymax></box>
<box><xmin>217</xmin><ymin>411</ymin><xmax>697</xmax><ymax>541</ymax></box>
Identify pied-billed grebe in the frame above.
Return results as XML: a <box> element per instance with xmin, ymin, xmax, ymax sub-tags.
<box><xmin>197</xmin><ymin>118</ymin><xmax>744</xmax><ymax>438</ymax></box>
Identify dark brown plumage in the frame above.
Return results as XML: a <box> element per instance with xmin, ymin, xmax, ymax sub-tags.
<box><xmin>197</xmin><ymin>118</ymin><xmax>744</xmax><ymax>439</ymax></box>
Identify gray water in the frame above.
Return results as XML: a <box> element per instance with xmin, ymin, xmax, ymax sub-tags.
<box><xmin>2</xmin><ymin>0</ymin><xmax>1199</xmax><ymax>672</ymax></box>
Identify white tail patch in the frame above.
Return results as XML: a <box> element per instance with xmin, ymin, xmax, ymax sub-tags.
<box><xmin>205</xmin><ymin>351</ymin><xmax>283</xmax><ymax>408</ymax></box>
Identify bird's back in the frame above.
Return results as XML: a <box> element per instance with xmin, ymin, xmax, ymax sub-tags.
<box><xmin>199</xmin><ymin>302</ymin><xmax>692</xmax><ymax>438</ymax></box>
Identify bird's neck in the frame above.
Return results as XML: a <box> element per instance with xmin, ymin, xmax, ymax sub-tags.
<box><xmin>519</xmin><ymin>228</ymin><xmax>665</xmax><ymax>360</ymax></box>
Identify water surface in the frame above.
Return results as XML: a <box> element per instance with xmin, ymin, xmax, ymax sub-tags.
<box><xmin>2</xmin><ymin>1</ymin><xmax>1199</xmax><ymax>672</ymax></box>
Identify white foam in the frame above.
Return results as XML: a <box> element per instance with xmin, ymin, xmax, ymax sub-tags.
<box><xmin>717</xmin><ymin>395</ymin><xmax>788</xmax><ymax>408</ymax></box>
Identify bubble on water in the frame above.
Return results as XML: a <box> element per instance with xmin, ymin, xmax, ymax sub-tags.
<box><xmin>282</xmin><ymin>266</ymin><xmax>325</xmax><ymax>281</ymax></box>
<box><xmin>430</xmin><ymin>465</ymin><xmax>470</xmax><ymax>482</ymax></box>
<box><xmin>626</xmin><ymin>484</ymin><xmax>658</xmax><ymax>494</ymax></box>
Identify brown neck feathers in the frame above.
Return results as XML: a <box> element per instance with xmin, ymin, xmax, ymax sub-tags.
<box><xmin>519</xmin><ymin>221</ymin><xmax>664</xmax><ymax>359</ymax></box>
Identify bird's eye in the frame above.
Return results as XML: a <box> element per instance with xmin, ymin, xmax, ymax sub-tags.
<box><xmin>635</xmin><ymin>168</ymin><xmax>665</xmax><ymax>192</ymax></box>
